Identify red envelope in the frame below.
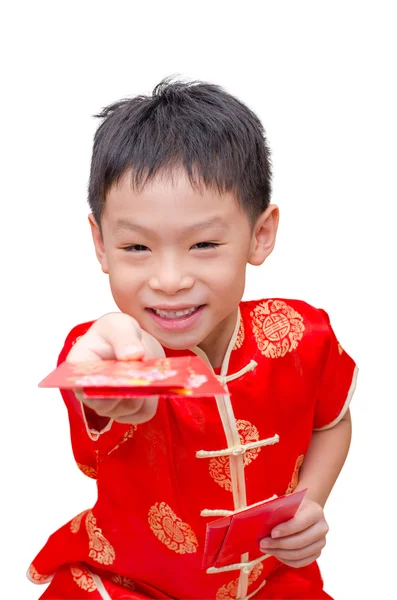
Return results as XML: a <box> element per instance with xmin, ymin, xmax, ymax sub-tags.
<box><xmin>203</xmin><ymin>489</ymin><xmax>307</xmax><ymax>569</ymax></box>
<box><xmin>39</xmin><ymin>356</ymin><xmax>227</xmax><ymax>398</ymax></box>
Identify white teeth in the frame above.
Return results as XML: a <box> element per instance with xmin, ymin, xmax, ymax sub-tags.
<box><xmin>153</xmin><ymin>307</ymin><xmax>198</xmax><ymax>318</ymax></box>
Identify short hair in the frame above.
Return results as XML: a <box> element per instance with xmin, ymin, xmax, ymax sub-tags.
<box><xmin>88</xmin><ymin>77</ymin><xmax>272</xmax><ymax>225</ymax></box>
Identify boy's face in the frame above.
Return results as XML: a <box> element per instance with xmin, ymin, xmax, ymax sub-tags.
<box><xmin>90</xmin><ymin>169</ymin><xmax>278</xmax><ymax>365</ymax></box>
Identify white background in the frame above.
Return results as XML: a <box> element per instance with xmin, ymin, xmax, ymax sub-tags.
<box><xmin>1</xmin><ymin>1</ymin><xmax>396</xmax><ymax>598</ymax></box>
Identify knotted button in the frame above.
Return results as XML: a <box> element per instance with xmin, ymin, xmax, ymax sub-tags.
<box><xmin>231</xmin><ymin>444</ymin><xmax>246</xmax><ymax>456</ymax></box>
<box><xmin>242</xmin><ymin>565</ymin><xmax>253</xmax><ymax>575</ymax></box>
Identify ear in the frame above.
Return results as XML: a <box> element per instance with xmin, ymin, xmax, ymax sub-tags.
<box><xmin>248</xmin><ymin>204</ymin><xmax>280</xmax><ymax>266</ymax></box>
<box><xmin>88</xmin><ymin>213</ymin><xmax>109</xmax><ymax>274</ymax></box>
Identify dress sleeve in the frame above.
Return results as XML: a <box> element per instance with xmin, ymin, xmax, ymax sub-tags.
<box><xmin>313</xmin><ymin>309</ymin><xmax>359</xmax><ymax>430</ymax></box>
<box><xmin>58</xmin><ymin>322</ymin><xmax>132</xmax><ymax>478</ymax></box>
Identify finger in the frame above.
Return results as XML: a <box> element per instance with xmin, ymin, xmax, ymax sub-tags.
<box><xmin>66</xmin><ymin>332</ymin><xmax>114</xmax><ymax>363</ymax></box>
<box><xmin>112</xmin><ymin>397</ymin><xmax>159</xmax><ymax>424</ymax></box>
<box><xmin>98</xmin><ymin>397</ymin><xmax>146</xmax><ymax>418</ymax></box>
<box><xmin>82</xmin><ymin>397</ymin><xmax>122</xmax><ymax>415</ymax></box>
<box><xmin>261</xmin><ymin>521</ymin><xmax>329</xmax><ymax>551</ymax></box>
<box><xmin>261</xmin><ymin>539</ymin><xmax>326</xmax><ymax>561</ymax></box>
<box><xmin>275</xmin><ymin>552</ymin><xmax>321</xmax><ymax>569</ymax></box>
<box><xmin>80</xmin><ymin>396</ymin><xmax>145</xmax><ymax>418</ymax></box>
<box><xmin>74</xmin><ymin>389</ymin><xmax>120</xmax><ymax>413</ymax></box>
<box><xmin>68</xmin><ymin>314</ymin><xmax>145</xmax><ymax>362</ymax></box>
<box><xmin>271</xmin><ymin>504</ymin><xmax>324</xmax><ymax>538</ymax></box>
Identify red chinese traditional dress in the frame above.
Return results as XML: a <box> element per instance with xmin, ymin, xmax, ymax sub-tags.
<box><xmin>28</xmin><ymin>298</ymin><xmax>358</xmax><ymax>599</ymax></box>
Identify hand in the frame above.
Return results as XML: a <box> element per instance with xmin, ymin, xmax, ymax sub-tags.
<box><xmin>259</xmin><ymin>498</ymin><xmax>329</xmax><ymax>568</ymax></box>
<box><xmin>66</xmin><ymin>312</ymin><xmax>165</xmax><ymax>425</ymax></box>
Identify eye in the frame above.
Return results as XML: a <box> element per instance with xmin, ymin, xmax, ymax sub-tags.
<box><xmin>123</xmin><ymin>244</ymin><xmax>150</xmax><ymax>252</ymax></box>
<box><xmin>191</xmin><ymin>242</ymin><xmax>219</xmax><ymax>250</ymax></box>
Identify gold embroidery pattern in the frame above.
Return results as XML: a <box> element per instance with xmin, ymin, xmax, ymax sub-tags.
<box><xmin>286</xmin><ymin>455</ymin><xmax>305</xmax><ymax>494</ymax></box>
<box><xmin>233</xmin><ymin>318</ymin><xmax>245</xmax><ymax>350</ymax></box>
<box><xmin>70</xmin><ymin>361</ymin><xmax>107</xmax><ymax>374</ymax></box>
<box><xmin>209</xmin><ymin>420</ymin><xmax>261</xmax><ymax>491</ymax></box>
<box><xmin>77</xmin><ymin>463</ymin><xmax>97</xmax><ymax>479</ymax></box>
<box><xmin>251</xmin><ymin>300</ymin><xmax>305</xmax><ymax>358</ymax></box>
<box><xmin>148</xmin><ymin>502</ymin><xmax>198</xmax><ymax>554</ymax></box>
<box><xmin>112</xmin><ymin>574</ymin><xmax>136</xmax><ymax>591</ymax></box>
<box><xmin>28</xmin><ymin>563</ymin><xmax>52</xmax><ymax>584</ymax></box>
<box><xmin>71</xmin><ymin>566</ymin><xmax>97</xmax><ymax>592</ymax></box>
<box><xmin>107</xmin><ymin>425</ymin><xmax>137</xmax><ymax>456</ymax></box>
<box><xmin>85</xmin><ymin>510</ymin><xmax>116</xmax><ymax>565</ymax></box>
<box><xmin>216</xmin><ymin>563</ymin><xmax>264</xmax><ymax>600</ymax></box>
<box><xmin>70</xmin><ymin>510</ymin><xmax>88</xmax><ymax>533</ymax></box>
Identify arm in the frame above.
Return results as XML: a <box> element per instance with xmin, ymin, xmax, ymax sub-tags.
<box><xmin>259</xmin><ymin>409</ymin><xmax>352</xmax><ymax>568</ymax></box>
<box><xmin>296</xmin><ymin>409</ymin><xmax>352</xmax><ymax>507</ymax></box>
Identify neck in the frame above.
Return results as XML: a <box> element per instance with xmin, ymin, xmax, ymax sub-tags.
<box><xmin>197</xmin><ymin>309</ymin><xmax>239</xmax><ymax>369</ymax></box>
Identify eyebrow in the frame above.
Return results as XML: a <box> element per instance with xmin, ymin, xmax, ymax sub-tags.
<box><xmin>113</xmin><ymin>217</ymin><xmax>229</xmax><ymax>236</ymax></box>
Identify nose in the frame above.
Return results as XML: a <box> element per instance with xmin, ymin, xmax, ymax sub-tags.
<box><xmin>148</xmin><ymin>257</ymin><xmax>194</xmax><ymax>295</ymax></box>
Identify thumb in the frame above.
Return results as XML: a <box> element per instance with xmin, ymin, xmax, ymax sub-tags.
<box><xmin>96</xmin><ymin>313</ymin><xmax>146</xmax><ymax>360</ymax></box>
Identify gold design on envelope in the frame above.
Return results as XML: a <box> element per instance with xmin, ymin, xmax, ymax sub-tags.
<box><xmin>70</xmin><ymin>510</ymin><xmax>88</xmax><ymax>533</ymax></box>
<box><xmin>71</xmin><ymin>566</ymin><xmax>97</xmax><ymax>592</ymax></box>
<box><xmin>148</xmin><ymin>502</ymin><xmax>198</xmax><ymax>554</ymax></box>
<box><xmin>233</xmin><ymin>318</ymin><xmax>245</xmax><ymax>350</ymax></box>
<box><xmin>286</xmin><ymin>454</ymin><xmax>305</xmax><ymax>494</ymax></box>
<box><xmin>216</xmin><ymin>562</ymin><xmax>264</xmax><ymax>600</ymax></box>
<box><xmin>70</xmin><ymin>362</ymin><xmax>107</xmax><ymax>375</ymax></box>
<box><xmin>28</xmin><ymin>563</ymin><xmax>52</xmax><ymax>584</ymax></box>
<box><xmin>85</xmin><ymin>510</ymin><xmax>116</xmax><ymax>565</ymax></box>
<box><xmin>77</xmin><ymin>462</ymin><xmax>97</xmax><ymax>479</ymax></box>
<box><xmin>251</xmin><ymin>300</ymin><xmax>305</xmax><ymax>358</ymax></box>
<box><xmin>209</xmin><ymin>420</ymin><xmax>261</xmax><ymax>491</ymax></box>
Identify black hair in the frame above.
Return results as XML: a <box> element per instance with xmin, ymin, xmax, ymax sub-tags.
<box><xmin>88</xmin><ymin>77</ymin><xmax>272</xmax><ymax>225</ymax></box>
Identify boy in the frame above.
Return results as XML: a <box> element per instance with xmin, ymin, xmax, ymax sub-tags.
<box><xmin>28</xmin><ymin>79</ymin><xmax>358</xmax><ymax>599</ymax></box>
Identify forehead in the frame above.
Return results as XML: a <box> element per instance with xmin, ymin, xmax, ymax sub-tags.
<box><xmin>103</xmin><ymin>168</ymin><xmax>246</xmax><ymax>231</ymax></box>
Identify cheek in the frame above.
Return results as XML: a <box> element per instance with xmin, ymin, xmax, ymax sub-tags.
<box><xmin>205</xmin><ymin>260</ymin><xmax>246</xmax><ymax>297</ymax></box>
<box><xmin>107</xmin><ymin>262</ymin><xmax>142</xmax><ymax>305</ymax></box>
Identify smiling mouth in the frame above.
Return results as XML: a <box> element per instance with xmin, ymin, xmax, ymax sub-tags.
<box><xmin>148</xmin><ymin>306</ymin><xmax>203</xmax><ymax>319</ymax></box>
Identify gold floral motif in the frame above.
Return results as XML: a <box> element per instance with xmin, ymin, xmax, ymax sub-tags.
<box><xmin>233</xmin><ymin>318</ymin><xmax>245</xmax><ymax>350</ymax></box>
<box><xmin>286</xmin><ymin>455</ymin><xmax>305</xmax><ymax>494</ymax></box>
<box><xmin>216</xmin><ymin>563</ymin><xmax>264</xmax><ymax>599</ymax></box>
<box><xmin>85</xmin><ymin>510</ymin><xmax>116</xmax><ymax>565</ymax></box>
<box><xmin>112</xmin><ymin>574</ymin><xmax>136</xmax><ymax>591</ymax></box>
<box><xmin>248</xmin><ymin>563</ymin><xmax>264</xmax><ymax>584</ymax></box>
<box><xmin>77</xmin><ymin>463</ymin><xmax>97</xmax><ymax>479</ymax></box>
<box><xmin>209</xmin><ymin>455</ymin><xmax>233</xmax><ymax>491</ymax></box>
<box><xmin>71</xmin><ymin>566</ymin><xmax>97</xmax><ymax>592</ymax></box>
<box><xmin>70</xmin><ymin>510</ymin><xmax>88</xmax><ymax>533</ymax></box>
<box><xmin>28</xmin><ymin>563</ymin><xmax>52</xmax><ymax>584</ymax></box>
<box><xmin>216</xmin><ymin>577</ymin><xmax>238</xmax><ymax>600</ymax></box>
<box><xmin>148</xmin><ymin>502</ymin><xmax>198</xmax><ymax>554</ymax></box>
<box><xmin>251</xmin><ymin>300</ymin><xmax>305</xmax><ymax>358</ymax></box>
<box><xmin>209</xmin><ymin>420</ymin><xmax>261</xmax><ymax>491</ymax></box>
<box><xmin>107</xmin><ymin>425</ymin><xmax>137</xmax><ymax>456</ymax></box>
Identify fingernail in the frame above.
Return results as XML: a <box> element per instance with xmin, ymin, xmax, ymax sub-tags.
<box><xmin>121</xmin><ymin>345</ymin><xmax>144</xmax><ymax>358</ymax></box>
<box><xmin>260</xmin><ymin>539</ymin><xmax>270</xmax><ymax>549</ymax></box>
<box><xmin>272</xmin><ymin>530</ymin><xmax>281</xmax><ymax>539</ymax></box>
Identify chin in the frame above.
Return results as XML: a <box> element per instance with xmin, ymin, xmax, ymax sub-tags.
<box><xmin>155</xmin><ymin>330</ymin><xmax>206</xmax><ymax>351</ymax></box>
<box><xmin>159</xmin><ymin>337</ymin><xmax>199</xmax><ymax>351</ymax></box>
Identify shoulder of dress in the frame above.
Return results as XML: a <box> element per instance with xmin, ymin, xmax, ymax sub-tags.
<box><xmin>240</xmin><ymin>298</ymin><xmax>332</xmax><ymax>345</ymax></box>
<box><xmin>240</xmin><ymin>297</ymin><xmax>326</xmax><ymax>318</ymax></box>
